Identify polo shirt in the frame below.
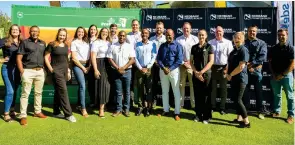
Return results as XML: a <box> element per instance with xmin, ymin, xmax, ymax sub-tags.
<box><xmin>107</xmin><ymin>42</ymin><xmax>136</xmax><ymax>68</ymax></box>
<box><xmin>17</xmin><ymin>37</ymin><xmax>46</xmax><ymax>68</ymax></box>
<box><xmin>191</xmin><ymin>43</ymin><xmax>214</xmax><ymax>74</ymax></box>
<box><xmin>0</xmin><ymin>38</ymin><xmax>19</xmax><ymax>64</ymax></box>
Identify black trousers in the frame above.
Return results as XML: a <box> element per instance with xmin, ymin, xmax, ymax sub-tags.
<box><xmin>211</xmin><ymin>65</ymin><xmax>228</xmax><ymax>111</ymax></box>
<box><xmin>52</xmin><ymin>68</ymin><xmax>72</xmax><ymax>117</ymax></box>
<box><xmin>152</xmin><ymin>64</ymin><xmax>160</xmax><ymax>102</ymax></box>
<box><xmin>193</xmin><ymin>73</ymin><xmax>212</xmax><ymax>121</ymax></box>
<box><xmin>231</xmin><ymin>81</ymin><xmax>247</xmax><ymax>118</ymax></box>
<box><xmin>247</xmin><ymin>74</ymin><xmax>265</xmax><ymax>112</ymax></box>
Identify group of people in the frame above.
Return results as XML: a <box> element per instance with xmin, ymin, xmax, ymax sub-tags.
<box><xmin>0</xmin><ymin>19</ymin><xmax>294</xmax><ymax>128</ymax></box>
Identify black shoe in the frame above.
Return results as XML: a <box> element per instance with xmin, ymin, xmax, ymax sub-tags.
<box><xmin>220</xmin><ymin>110</ymin><xmax>227</xmax><ymax>115</ymax></box>
<box><xmin>230</xmin><ymin>119</ymin><xmax>243</xmax><ymax>124</ymax></box>
<box><xmin>145</xmin><ymin>110</ymin><xmax>150</xmax><ymax>117</ymax></box>
<box><xmin>158</xmin><ymin>111</ymin><xmax>169</xmax><ymax>117</ymax></box>
<box><xmin>136</xmin><ymin>108</ymin><xmax>143</xmax><ymax>116</ymax></box>
<box><xmin>238</xmin><ymin>122</ymin><xmax>251</xmax><ymax>128</ymax></box>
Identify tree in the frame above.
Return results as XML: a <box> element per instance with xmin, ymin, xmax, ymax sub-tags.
<box><xmin>91</xmin><ymin>1</ymin><xmax>154</xmax><ymax>8</ymax></box>
<box><xmin>0</xmin><ymin>11</ymin><xmax>11</xmax><ymax>38</ymax></box>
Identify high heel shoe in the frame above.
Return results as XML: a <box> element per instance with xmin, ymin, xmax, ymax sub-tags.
<box><xmin>81</xmin><ymin>109</ymin><xmax>89</xmax><ymax>118</ymax></box>
<box><xmin>3</xmin><ymin>113</ymin><xmax>13</xmax><ymax>122</ymax></box>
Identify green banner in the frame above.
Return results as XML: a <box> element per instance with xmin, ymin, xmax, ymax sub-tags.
<box><xmin>11</xmin><ymin>5</ymin><xmax>141</xmax><ymax>29</ymax></box>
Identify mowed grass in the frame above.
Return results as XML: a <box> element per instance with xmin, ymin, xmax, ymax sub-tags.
<box><xmin>0</xmin><ymin>53</ymin><xmax>293</xmax><ymax>145</ymax></box>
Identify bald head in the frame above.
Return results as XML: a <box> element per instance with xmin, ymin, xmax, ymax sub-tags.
<box><xmin>166</xmin><ymin>29</ymin><xmax>175</xmax><ymax>43</ymax></box>
<box><xmin>215</xmin><ymin>26</ymin><xmax>224</xmax><ymax>40</ymax></box>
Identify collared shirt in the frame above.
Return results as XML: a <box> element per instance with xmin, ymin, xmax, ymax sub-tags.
<box><xmin>208</xmin><ymin>38</ymin><xmax>233</xmax><ymax>65</ymax></box>
<box><xmin>71</xmin><ymin>39</ymin><xmax>90</xmax><ymax>61</ymax></box>
<box><xmin>135</xmin><ymin>40</ymin><xmax>157</xmax><ymax>70</ymax></box>
<box><xmin>17</xmin><ymin>37</ymin><xmax>46</xmax><ymax>68</ymax></box>
<box><xmin>245</xmin><ymin>38</ymin><xmax>267</xmax><ymax>66</ymax></box>
<box><xmin>126</xmin><ymin>31</ymin><xmax>142</xmax><ymax>49</ymax></box>
<box><xmin>149</xmin><ymin>34</ymin><xmax>166</xmax><ymax>51</ymax></box>
<box><xmin>111</xmin><ymin>35</ymin><xmax>118</xmax><ymax>44</ymax></box>
<box><xmin>228</xmin><ymin>45</ymin><xmax>249</xmax><ymax>84</ymax></box>
<box><xmin>0</xmin><ymin>38</ymin><xmax>19</xmax><ymax>64</ymax></box>
<box><xmin>156</xmin><ymin>41</ymin><xmax>183</xmax><ymax>71</ymax></box>
<box><xmin>107</xmin><ymin>42</ymin><xmax>136</xmax><ymax>68</ymax></box>
<box><xmin>268</xmin><ymin>42</ymin><xmax>294</xmax><ymax>75</ymax></box>
<box><xmin>91</xmin><ymin>40</ymin><xmax>110</xmax><ymax>58</ymax></box>
<box><xmin>191</xmin><ymin>43</ymin><xmax>214</xmax><ymax>74</ymax></box>
<box><xmin>176</xmin><ymin>34</ymin><xmax>199</xmax><ymax>61</ymax></box>
<box><xmin>89</xmin><ymin>37</ymin><xmax>98</xmax><ymax>48</ymax></box>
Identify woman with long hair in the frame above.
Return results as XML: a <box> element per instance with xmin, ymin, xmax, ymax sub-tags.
<box><xmin>0</xmin><ymin>24</ymin><xmax>22</xmax><ymax>122</ymax></box>
<box><xmin>226</xmin><ymin>31</ymin><xmax>250</xmax><ymax>128</ymax></box>
<box><xmin>44</xmin><ymin>28</ymin><xmax>76</xmax><ymax>122</ymax></box>
<box><xmin>71</xmin><ymin>26</ymin><xmax>91</xmax><ymax>117</ymax></box>
<box><xmin>87</xmin><ymin>24</ymin><xmax>98</xmax><ymax>108</ymax></box>
<box><xmin>90</xmin><ymin>27</ymin><xmax>111</xmax><ymax>118</ymax></box>
<box><xmin>190</xmin><ymin>29</ymin><xmax>214</xmax><ymax>124</ymax></box>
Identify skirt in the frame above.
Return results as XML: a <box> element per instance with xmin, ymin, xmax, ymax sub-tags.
<box><xmin>96</xmin><ymin>58</ymin><xmax>111</xmax><ymax>105</ymax></box>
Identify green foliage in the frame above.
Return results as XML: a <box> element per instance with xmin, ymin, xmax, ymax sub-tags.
<box><xmin>91</xmin><ymin>1</ymin><xmax>154</xmax><ymax>8</ymax></box>
<box><xmin>0</xmin><ymin>11</ymin><xmax>11</xmax><ymax>38</ymax></box>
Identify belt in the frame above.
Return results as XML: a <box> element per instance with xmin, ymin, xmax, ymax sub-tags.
<box><xmin>79</xmin><ymin>60</ymin><xmax>87</xmax><ymax>64</ymax></box>
<box><xmin>212</xmin><ymin>65</ymin><xmax>226</xmax><ymax>71</ymax></box>
<box><xmin>31</xmin><ymin>67</ymin><xmax>43</xmax><ymax>71</ymax></box>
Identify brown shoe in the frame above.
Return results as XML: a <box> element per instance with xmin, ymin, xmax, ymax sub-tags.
<box><xmin>34</xmin><ymin>112</ymin><xmax>47</xmax><ymax>118</ymax></box>
<box><xmin>175</xmin><ymin>115</ymin><xmax>180</xmax><ymax>121</ymax></box>
<box><xmin>272</xmin><ymin>113</ymin><xmax>280</xmax><ymax>118</ymax></box>
<box><xmin>112</xmin><ymin>111</ymin><xmax>121</xmax><ymax>117</ymax></box>
<box><xmin>286</xmin><ymin>116</ymin><xmax>294</xmax><ymax>124</ymax></box>
<box><xmin>20</xmin><ymin>118</ymin><xmax>27</xmax><ymax>126</ymax></box>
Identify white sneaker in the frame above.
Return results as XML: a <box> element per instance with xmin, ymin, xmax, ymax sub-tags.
<box><xmin>203</xmin><ymin>120</ymin><xmax>209</xmax><ymax>124</ymax></box>
<box><xmin>66</xmin><ymin>115</ymin><xmax>77</xmax><ymax>123</ymax></box>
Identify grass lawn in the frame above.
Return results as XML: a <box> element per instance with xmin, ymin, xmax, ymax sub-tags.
<box><xmin>0</xmin><ymin>59</ymin><xmax>293</xmax><ymax>145</ymax></box>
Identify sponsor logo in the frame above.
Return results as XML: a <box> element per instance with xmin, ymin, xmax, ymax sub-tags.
<box><xmin>244</xmin><ymin>28</ymin><xmax>271</xmax><ymax>34</ymax></box>
<box><xmin>210</xmin><ymin>27</ymin><xmax>235</xmax><ymax>34</ymax></box>
<box><xmin>210</xmin><ymin>14</ymin><xmax>236</xmax><ymax>20</ymax></box>
<box><xmin>17</xmin><ymin>11</ymin><xmax>24</xmax><ymax>18</ymax></box>
<box><xmin>250</xmin><ymin>99</ymin><xmax>256</xmax><ymax>105</ymax></box>
<box><xmin>191</xmin><ymin>28</ymin><xmax>199</xmax><ymax>34</ymax></box>
<box><xmin>101</xmin><ymin>18</ymin><xmax>128</xmax><ymax>28</ymax></box>
<box><xmin>177</xmin><ymin>14</ymin><xmax>184</xmax><ymax>20</ymax></box>
<box><xmin>280</xmin><ymin>3</ymin><xmax>290</xmax><ymax>29</ymax></box>
<box><xmin>250</xmin><ymin>85</ymin><xmax>254</xmax><ymax>90</ymax></box>
<box><xmin>263</xmin><ymin>71</ymin><xmax>271</xmax><ymax>77</ymax></box>
<box><xmin>146</xmin><ymin>15</ymin><xmax>152</xmax><ymax>21</ymax></box>
<box><xmin>146</xmin><ymin>28</ymin><xmax>156</xmax><ymax>33</ymax></box>
<box><xmin>177</xmin><ymin>28</ymin><xmax>183</xmax><ymax>34</ymax></box>
<box><xmin>244</xmin><ymin>14</ymin><xmax>271</xmax><ymax>20</ymax></box>
<box><xmin>262</xmin><ymin>85</ymin><xmax>271</xmax><ymax>91</ymax></box>
<box><xmin>177</xmin><ymin>14</ymin><xmax>203</xmax><ymax>20</ymax></box>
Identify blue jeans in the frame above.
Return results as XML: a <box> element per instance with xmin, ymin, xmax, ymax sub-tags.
<box><xmin>1</xmin><ymin>64</ymin><xmax>20</xmax><ymax>113</ymax></box>
<box><xmin>73</xmin><ymin>65</ymin><xmax>86</xmax><ymax>109</ymax></box>
<box><xmin>270</xmin><ymin>72</ymin><xmax>294</xmax><ymax>117</ymax></box>
<box><xmin>113</xmin><ymin>69</ymin><xmax>131</xmax><ymax>112</ymax></box>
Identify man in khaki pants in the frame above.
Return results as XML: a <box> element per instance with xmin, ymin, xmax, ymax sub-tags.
<box><xmin>16</xmin><ymin>25</ymin><xmax>47</xmax><ymax>126</ymax></box>
<box><xmin>176</xmin><ymin>22</ymin><xmax>199</xmax><ymax>109</ymax></box>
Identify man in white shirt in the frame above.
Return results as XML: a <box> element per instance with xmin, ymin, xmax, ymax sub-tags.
<box><xmin>126</xmin><ymin>19</ymin><xmax>142</xmax><ymax>108</ymax></box>
<box><xmin>149</xmin><ymin>21</ymin><xmax>166</xmax><ymax>108</ymax></box>
<box><xmin>134</xmin><ymin>28</ymin><xmax>157</xmax><ymax>117</ymax></box>
<box><xmin>107</xmin><ymin>30</ymin><xmax>136</xmax><ymax>117</ymax></box>
<box><xmin>176</xmin><ymin>22</ymin><xmax>199</xmax><ymax>109</ymax></box>
<box><xmin>208</xmin><ymin>26</ymin><xmax>234</xmax><ymax>115</ymax></box>
<box><xmin>110</xmin><ymin>23</ymin><xmax>118</xmax><ymax>44</ymax></box>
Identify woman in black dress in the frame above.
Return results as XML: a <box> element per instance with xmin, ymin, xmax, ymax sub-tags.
<box><xmin>90</xmin><ymin>27</ymin><xmax>111</xmax><ymax>118</ymax></box>
<box><xmin>44</xmin><ymin>28</ymin><xmax>76</xmax><ymax>122</ymax></box>
<box><xmin>190</xmin><ymin>29</ymin><xmax>214</xmax><ymax>124</ymax></box>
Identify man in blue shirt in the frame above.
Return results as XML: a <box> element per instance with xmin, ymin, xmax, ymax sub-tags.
<box><xmin>268</xmin><ymin>29</ymin><xmax>294</xmax><ymax>124</ymax></box>
<box><xmin>134</xmin><ymin>29</ymin><xmax>157</xmax><ymax>117</ymax></box>
<box><xmin>244</xmin><ymin>25</ymin><xmax>267</xmax><ymax>120</ymax></box>
<box><xmin>156</xmin><ymin>29</ymin><xmax>183</xmax><ymax>121</ymax></box>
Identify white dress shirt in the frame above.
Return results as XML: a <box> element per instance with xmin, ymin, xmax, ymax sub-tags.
<box><xmin>208</xmin><ymin>38</ymin><xmax>234</xmax><ymax>65</ymax></box>
<box><xmin>71</xmin><ymin>39</ymin><xmax>90</xmax><ymax>61</ymax></box>
<box><xmin>91</xmin><ymin>40</ymin><xmax>110</xmax><ymax>58</ymax></box>
<box><xmin>107</xmin><ymin>42</ymin><xmax>136</xmax><ymax>68</ymax></box>
<box><xmin>126</xmin><ymin>31</ymin><xmax>142</xmax><ymax>49</ymax></box>
<box><xmin>176</xmin><ymin>34</ymin><xmax>199</xmax><ymax>61</ymax></box>
<box><xmin>135</xmin><ymin>41</ymin><xmax>157</xmax><ymax>70</ymax></box>
<box><xmin>149</xmin><ymin>34</ymin><xmax>166</xmax><ymax>51</ymax></box>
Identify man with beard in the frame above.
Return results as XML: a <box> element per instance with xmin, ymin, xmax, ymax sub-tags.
<box><xmin>110</xmin><ymin>24</ymin><xmax>118</xmax><ymax>44</ymax></box>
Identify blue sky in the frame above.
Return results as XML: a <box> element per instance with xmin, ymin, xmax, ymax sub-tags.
<box><xmin>0</xmin><ymin>1</ymin><xmax>163</xmax><ymax>18</ymax></box>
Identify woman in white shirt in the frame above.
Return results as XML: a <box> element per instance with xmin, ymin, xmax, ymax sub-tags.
<box><xmin>87</xmin><ymin>24</ymin><xmax>98</xmax><ymax>108</ymax></box>
<box><xmin>91</xmin><ymin>27</ymin><xmax>111</xmax><ymax>118</ymax></box>
<box><xmin>71</xmin><ymin>26</ymin><xmax>91</xmax><ymax>117</ymax></box>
